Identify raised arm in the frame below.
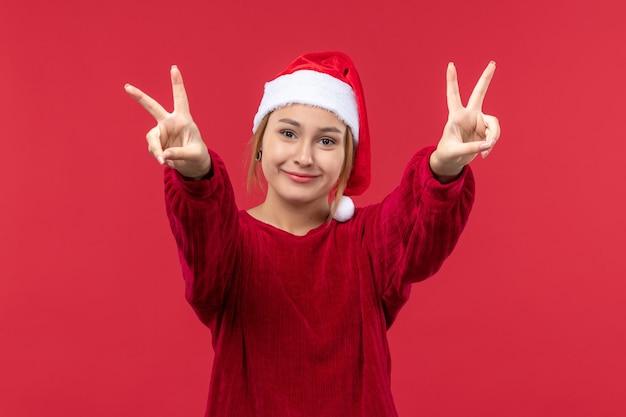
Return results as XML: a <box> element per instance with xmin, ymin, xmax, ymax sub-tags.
<box><xmin>366</xmin><ymin>62</ymin><xmax>501</xmax><ymax>325</ymax></box>
<box><xmin>125</xmin><ymin>68</ymin><xmax>239</xmax><ymax>330</ymax></box>
<box><xmin>124</xmin><ymin>65</ymin><xmax>212</xmax><ymax>180</ymax></box>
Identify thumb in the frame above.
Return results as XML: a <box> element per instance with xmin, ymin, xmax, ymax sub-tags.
<box><xmin>163</xmin><ymin>146</ymin><xmax>197</xmax><ymax>161</ymax></box>
<box><xmin>456</xmin><ymin>140</ymin><xmax>494</xmax><ymax>158</ymax></box>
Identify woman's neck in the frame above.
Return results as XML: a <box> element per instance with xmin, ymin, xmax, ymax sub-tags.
<box><xmin>247</xmin><ymin>197</ymin><xmax>330</xmax><ymax>236</ymax></box>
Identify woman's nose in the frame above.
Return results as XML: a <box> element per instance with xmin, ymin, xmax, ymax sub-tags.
<box><xmin>295</xmin><ymin>141</ymin><xmax>313</xmax><ymax>166</ymax></box>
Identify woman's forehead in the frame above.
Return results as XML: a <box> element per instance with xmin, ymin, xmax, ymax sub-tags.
<box><xmin>269</xmin><ymin>104</ymin><xmax>347</xmax><ymax>130</ymax></box>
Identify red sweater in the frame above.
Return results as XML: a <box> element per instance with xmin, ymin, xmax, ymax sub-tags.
<box><xmin>164</xmin><ymin>146</ymin><xmax>474</xmax><ymax>417</ymax></box>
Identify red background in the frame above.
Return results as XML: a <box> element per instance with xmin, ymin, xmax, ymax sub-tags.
<box><xmin>2</xmin><ymin>0</ymin><xmax>625</xmax><ymax>416</ymax></box>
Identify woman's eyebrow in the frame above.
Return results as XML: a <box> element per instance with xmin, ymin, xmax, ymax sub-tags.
<box><xmin>278</xmin><ymin>118</ymin><xmax>301</xmax><ymax>127</ymax></box>
<box><xmin>278</xmin><ymin>118</ymin><xmax>344</xmax><ymax>134</ymax></box>
<box><xmin>318</xmin><ymin>126</ymin><xmax>344</xmax><ymax>134</ymax></box>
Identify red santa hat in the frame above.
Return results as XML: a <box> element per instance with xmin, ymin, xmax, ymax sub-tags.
<box><xmin>252</xmin><ymin>51</ymin><xmax>371</xmax><ymax>222</ymax></box>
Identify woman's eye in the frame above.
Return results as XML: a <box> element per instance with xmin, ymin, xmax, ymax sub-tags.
<box><xmin>320</xmin><ymin>138</ymin><xmax>335</xmax><ymax>146</ymax></box>
<box><xmin>281</xmin><ymin>130</ymin><xmax>295</xmax><ymax>138</ymax></box>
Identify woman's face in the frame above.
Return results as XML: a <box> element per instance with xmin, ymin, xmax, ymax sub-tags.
<box><xmin>260</xmin><ymin>104</ymin><xmax>347</xmax><ymax>209</ymax></box>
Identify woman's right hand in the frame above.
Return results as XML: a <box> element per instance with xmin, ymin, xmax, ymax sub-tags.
<box><xmin>125</xmin><ymin>65</ymin><xmax>211</xmax><ymax>180</ymax></box>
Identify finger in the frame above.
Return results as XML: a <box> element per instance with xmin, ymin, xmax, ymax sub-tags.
<box><xmin>171</xmin><ymin>65</ymin><xmax>191</xmax><ymax>114</ymax></box>
<box><xmin>446</xmin><ymin>62</ymin><xmax>463</xmax><ymax>113</ymax></box>
<box><xmin>146</xmin><ymin>125</ymin><xmax>165</xmax><ymax>165</ymax></box>
<box><xmin>163</xmin><ymin>145</ymin><xmax>197</xmax><ymax>161</ymax></box>
<box><xmin>125</xmin><ymin>83</ymin><xmax>170</xmax><ymax>121</ymax></box>
<box><xmin>482</xmin><ymin>114</ymin><xmax>500</xmax><ymax>143</ymax></box>
<box><xmin>481</xmin><ymin>114</ymin><xmax>500</xmax><ymax>159</ymax></box>
<box><xmin>479</xmin><ymin>135</ymin><xmax>495</xmax><ymax>159</ymax></box>
<box><xmin>467</xmin><ymin>61</ymin><xmax>496</xmax><ymax>110</ymax></box>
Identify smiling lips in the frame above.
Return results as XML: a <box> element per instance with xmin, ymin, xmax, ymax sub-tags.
<box><xmin>283</xmin><ymin>170</ymin><xmax>319</xmax><ymax>184</ymax></box>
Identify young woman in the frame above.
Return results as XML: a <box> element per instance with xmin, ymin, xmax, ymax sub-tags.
<box><xmin>125</xmin><ymin>52</ymin><xmax>500</xmax><ymax>417</ymax></box>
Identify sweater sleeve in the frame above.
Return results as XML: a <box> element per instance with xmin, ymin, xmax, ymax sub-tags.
<box><xmin>362</xmin><ymin>146</ymin><xmax>475</xmax><ymax>327</ymax></box>
<box><xmin>164</xmin><ymin>150</ymin><xmax>240</xmax><ymax>331</ymax></box>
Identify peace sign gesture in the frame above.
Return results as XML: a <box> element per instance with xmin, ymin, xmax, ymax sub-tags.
<box><xmin>429</xmin><ymin>61</ymin><xmax>501</xmax><ymax>183</ymax></box>
<box><xmin>125</xmin><ymin>66</ymin><xmax>211</xmax><ymax>180</ymax></box>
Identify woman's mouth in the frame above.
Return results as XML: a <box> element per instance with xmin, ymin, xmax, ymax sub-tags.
<box><xmin>283</xmin><ymin>170</ymin><xmax>319</xmax><ymax>183</ymax></box>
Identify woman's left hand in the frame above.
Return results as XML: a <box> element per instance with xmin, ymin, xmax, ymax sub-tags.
<box><xmin>429</xmin><ymin>61</ymin><xmax>501</xmax><ymax>182</ymax></box>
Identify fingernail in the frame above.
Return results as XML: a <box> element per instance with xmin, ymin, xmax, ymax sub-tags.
<box><xmin>157</xmin><ymin>156</ymin><xmax>165</xmax><ymax>165</ymax></box>
<box><xmin>490</xmin><ymin>60</ymin><xmax>496</xmax><ymax>66</ymax></box>
<box><xmin>479</xmin><ymin>142</ymin><xmax>491</xmax><ymax>150</ymax></box>
<box><xmin>171</xmin><ymin>64</ymin><xmax>178</xmax><ymax>69</ymax></box>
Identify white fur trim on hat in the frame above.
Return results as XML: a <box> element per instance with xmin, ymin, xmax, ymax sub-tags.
<box><xmin>253</xmin><ymin>70</ymin><xmax>360</xmax><ymax>144</ymax></box>
<box><xmin>333</xmin><ymin>195</ymin><xmax>355</xmax><ymax>222</ymax></box>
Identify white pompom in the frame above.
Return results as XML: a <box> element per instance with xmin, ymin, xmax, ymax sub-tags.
<box><xmin>333</xmin><ymin>196</ymin><xmax>355</xmax><ymax>222</ymax></box>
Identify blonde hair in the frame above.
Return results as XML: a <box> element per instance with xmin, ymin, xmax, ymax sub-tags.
<box><xmin>246</xmin><ymin>113</ymin><xmax>355</xmax><ymax>221</ymax></box>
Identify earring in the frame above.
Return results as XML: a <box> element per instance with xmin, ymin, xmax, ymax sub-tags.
<box><xmin>255</xmin><ymin>150</ymin><xmax>262</xmax><ymax>161</ymax></box>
